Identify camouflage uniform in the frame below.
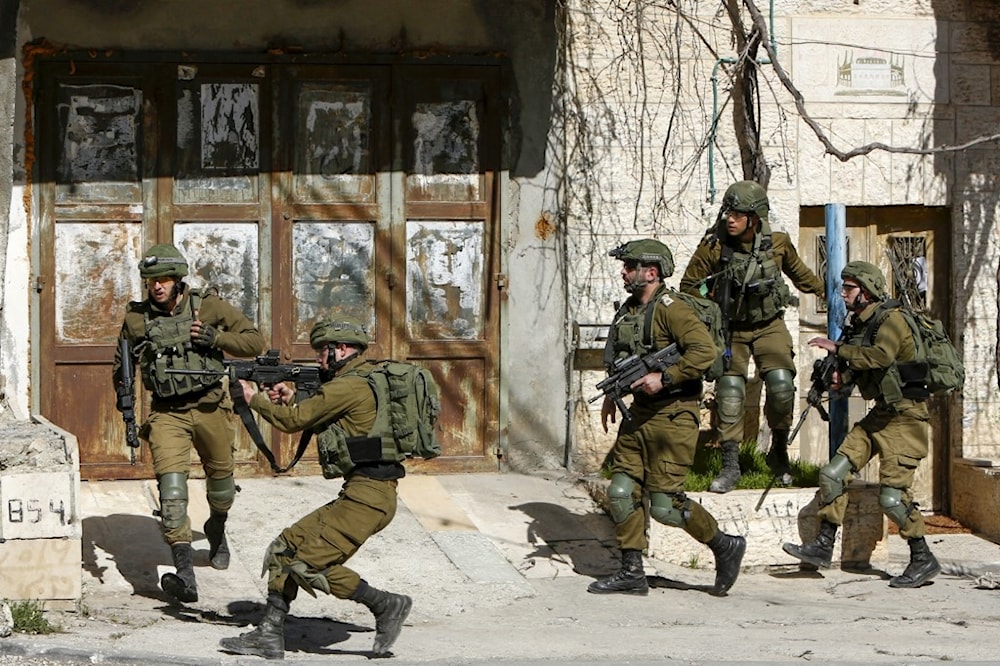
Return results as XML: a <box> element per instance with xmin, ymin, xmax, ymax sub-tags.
<box><xmin>588</xmin><ymin>240</ymin><xmax>746</xmax><ymax>598</ymax></box>
<box><xmin>219</xmin><ymin>318</ymin><xmax>412</xmax><ymax>660</ymax></box>
<box><xmin>680</xmin><ymin>181</ymin><xmax>824</xmax><ymax>492</ymax></box>
<box><xmin>113</xmin><ymin>243</ymin><xmax>264</xmax><ymax>603</ymax></box>
<box><xmin>782</xmin><ymin>261</ymin><xmax>941</xmax><ymax>588</ymax></box>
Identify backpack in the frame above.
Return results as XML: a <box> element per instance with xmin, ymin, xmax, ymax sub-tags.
<box><xmin>360</xmin><ymin>360</ymin><xmax>443</xmax><ymax>459</ymax></box>
<box><xmin>866</xmin><ymin>300</ymin><xmax>965</xmax><ymax>396</ymax></box>
<box><xmin>667</xmin><ymin>289</ymin><xmax>727</xmax><ymax>382</ymax></box>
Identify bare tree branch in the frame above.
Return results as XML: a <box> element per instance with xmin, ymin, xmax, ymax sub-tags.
<box><xmin>743</xmin><ymin>0</ymin><xmax>1000</xmax><ymax>161</ymax></box>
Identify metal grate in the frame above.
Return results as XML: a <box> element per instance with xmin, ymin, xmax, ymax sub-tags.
<box><xmin>887</xmin><ymin>236</ymin><xmax>927</xmax><ymax>311</ymax></box>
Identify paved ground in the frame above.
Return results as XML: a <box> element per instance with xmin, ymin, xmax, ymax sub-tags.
<box><xmin>2</xmin><ymin>471</ymin><xmax>1000</xmax><ymax>665</ymax></box>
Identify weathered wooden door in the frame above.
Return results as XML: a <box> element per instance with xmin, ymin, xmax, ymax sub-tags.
<box><xmin>799</xmin><ymin>206</ymin><xmax>952</xmax><ymax>512</ymax></box>
<box><xmin>36</xmin><ymin>58</ymin><xmax>502</xmax><ymax>480</ymax></box>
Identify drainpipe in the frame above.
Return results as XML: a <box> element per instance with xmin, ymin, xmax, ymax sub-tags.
<box><xmin>824</xmin><ymin>203</ymin><xmax>848</xmax><ymax>460</ymax></box>
<box><xmin>707</xmin><ymin>0</ymin><xmax>778</xmax><ymax>203</ymax></box>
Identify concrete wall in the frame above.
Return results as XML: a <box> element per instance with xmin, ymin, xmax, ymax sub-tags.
<box><xmin>1</xmin><ymin>0</ymin><xmax>568</xmax><ymax>469</ymax></box>
<box><xmin>562</xmin><ymin>0</ymin><xmax>1000</xmax><ymax>493</ymax></box>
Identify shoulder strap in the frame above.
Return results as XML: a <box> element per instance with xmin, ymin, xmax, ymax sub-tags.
<box><xmin>862</xmin><ymin>300</ymin><xmax>899</xmax><ymax>347</ymax></box>
<box><xmin>603</xmin><ymin>301</ymin><xmax>632</xmax><ymax>368</ymax></box>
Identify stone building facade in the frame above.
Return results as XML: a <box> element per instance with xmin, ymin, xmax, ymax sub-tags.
<box><xmin>0</xmin><ymin>1</ymin><xmax>997</xmax><ymax>528</ymax></box>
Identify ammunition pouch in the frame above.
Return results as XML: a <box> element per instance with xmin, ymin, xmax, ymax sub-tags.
<box><xmin>316</xmin><ymin>425</ymin><xmax>398</xmax><ymax>480</ymax></box>
<box><xmin>897</xmin><ymin>361</ymin><xmax>931</xmax><ymax>400</ymax></box>
<box><xmin>139</xmin><ymin>291</ymin><xmax>225</xmax><ymax>399</ymax></box>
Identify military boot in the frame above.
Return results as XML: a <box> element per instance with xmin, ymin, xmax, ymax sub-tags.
<box><xmin>707</xmin><ymin>531</ymin><xmax>746</xmax><ymax>596</ymax></box>
<box><xmin>160</xmin><ymin>543</ymin><xmax>198</xmax><ymax>603</ymax></box>
<box><xmin>354</xmin><ymin>581</ymin><xmax>413</xmax><ymax>657</ymax></box>
<box><xmin>765</xmin><ymin>429</ymin><xmax>792</xmax><ymax>485</ymax></box>
<box><xmin>204</xmin><ymin>510</ymin><xmax>230</xmax><ymax>570</ymax></box>
<box><xmin>709</xmin><ymin>440</ymin><xmax>742</xmax><ymax>494</ymax></box>
<box><xmin>587</xmin><ymin>549</ymin><xmax>649</xmax><ymax>595</ymax></box>
<box><xmin>782</xmin><ymin>520</ymin><xmax>838</xmax><ymax>569</ymax></box>
<box><xmin>889</xmin><ymin>537</ymin><xmax>941</xmax><ymax>588</ymax></box>
<box><xmin>219</xmin><ymin>595</ymin><xmax>287</xmax><ymax>660</ymax></box>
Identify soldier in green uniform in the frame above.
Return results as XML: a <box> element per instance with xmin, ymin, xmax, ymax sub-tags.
<box><xmin>589</xmin><ymin>239</ymin><xmax>746</xmax><ymax>597</ymax></box>
<box><xmin>112</xmin><ymin>243</ymin><xmax>265</xmax><ymax>603</ymax></box>
<box><xmin>219</xmin><ymin>318</ymin><xmax>411</xmax><ymax>660</ymax></box>
<box><xmin>783</xmin><ymin>261</ymin><xmax>941</xmax><ymax>588</ymax></box>
<box><xmin>680</xmin><ymin>180</ymin><xmax>825</xmax><ymax>493</ymax></box>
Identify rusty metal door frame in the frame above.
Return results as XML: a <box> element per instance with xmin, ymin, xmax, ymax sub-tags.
<box><xmin>35</xmin><ymin>56</ymin><xmax>505</xmax><ymax>479</ymax></box>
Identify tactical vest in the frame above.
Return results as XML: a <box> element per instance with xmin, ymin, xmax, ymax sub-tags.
<box><xmin>314</xmin><ymin>362</ymin><xmax>419</xmax><ymax>480</ymax></box>
<box><xmin>602</xmin><ymin>287</ymin><xmax>704</xmax><ymax>399</ymax></box>
<box><xmin>847</xmin><ymin>304</ymin><xmax>929</xmax><ymax>404</ymax></box>
<box><xmin>137</xmin><ymin>291</ymin><xmax>226</xmax><ymax>399</ymax></box>
<box><xmin>604</xmin><ymin>286</ymin><xmax>669</xmax><ymax>365</ymax></box>
<box><xmin>721</xmin><ymin>234</ymin><xmax>791</xmax><ymax>326</ymax></box>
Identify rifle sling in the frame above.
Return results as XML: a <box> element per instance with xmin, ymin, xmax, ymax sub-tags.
<box><xmin>231</xmin><ymin>395</ymin><xmax>282</xmax><ymax>473</ymax></box>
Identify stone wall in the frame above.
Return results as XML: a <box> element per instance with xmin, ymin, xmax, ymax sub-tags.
<box><xmin>563</xmin><ymin>1</ymin><xmax>1000</xmax><ymax>491</ymax></box>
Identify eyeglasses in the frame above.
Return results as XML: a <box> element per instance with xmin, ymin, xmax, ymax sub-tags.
<box><xmin>840</xmin><ymin>283</ymin><xmax>861</xmax><ymax>294</ymax></box>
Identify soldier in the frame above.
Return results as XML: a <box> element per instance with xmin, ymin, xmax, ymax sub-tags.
<box><xmin>113</xmin><ymin>243</ymin><xmax>265</xmax><ymax>603</ymax></box>
<box><xmin>680</xmin><ymin>180</ymin><xmax>825</xmax><ymax>493</ymax></box>
<box><xmin>219</xmin><ymin>318</ymin><xmax>411</xmax><ymax>660</ymax></box>
<box><xmin>783</xmin><ymin>261</ymin><xmax>941</xmax><ymax>588</ymax></box>
<box><xmin>589</xmin><ymin>239</ymin><xmax>746</xmax><ymax>597</ymax></box>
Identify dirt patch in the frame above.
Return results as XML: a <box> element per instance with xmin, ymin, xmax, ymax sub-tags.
<box><xmin>887</xmin><ymin>514</ymin><xmax>972</xmax><ymax>535</ymax></box>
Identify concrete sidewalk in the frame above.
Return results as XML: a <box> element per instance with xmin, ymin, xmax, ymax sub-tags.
<box><xmin>3</xmin><ymin>471</ymin><xmax>1000</xmax><ymax>664</ymax></box>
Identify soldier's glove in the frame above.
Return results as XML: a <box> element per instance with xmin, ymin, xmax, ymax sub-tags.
<box><xmin>191</xmin><ymin>323</ymin><xmax>219</xmax><ymax>349</ymax></box>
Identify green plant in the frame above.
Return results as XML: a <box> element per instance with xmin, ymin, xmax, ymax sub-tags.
<box><xmin>684</xmin><ymin>440</ymin><xmax>821</xmax><ymax>493</ymax></box>
<box><xmin>686</xmin><ymin>553</ymin><xmax>700</xmax><ymax>569</ymax></box>
<box><xmin>7</xmin><ymin>599</ymin><xmax>59</xmax><ymax>634</ymax></box>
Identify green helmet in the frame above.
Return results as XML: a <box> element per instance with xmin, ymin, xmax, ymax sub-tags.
<box><xmin>841</xmin><ymin>261</ymin><xmax>886</xmax><ymax>299</ymax></box>
<box><xmin>608</xmin><ymin>239</ymin><xmax>675</xmax><ymax>278</ymax></box>
<box><xmin>309</xmin><ymin>317</ymin><xmax>369</xmax><ymax>351</ymax></box>
<box><xmin>721</xmin><ymin>180</ymin><xmax>769</xmax><ymax>220</ymax></box>
<box><xmin>138</xmin><ymin>243</ymin><xmax>188</xmax><ymax>279</ymax></box>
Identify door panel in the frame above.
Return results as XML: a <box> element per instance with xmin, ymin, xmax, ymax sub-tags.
<box><xmin>398</xmin><ymin>69</ymin><xmax>500</xmax><ymax>472</ymax></box>
<box><xmin>38</xmin><ymin>59</ymin><xmax>502</xmax><ymax>479</ymax></box>
<box><xmin>799</xmin><ymin>206</ymin><xmax>951</xmax><ymax>512</ymax></box>
<box><xmin>37</xmin><ymin>64</ymin><xmax>156</xmax><ymax>480</ymax></box>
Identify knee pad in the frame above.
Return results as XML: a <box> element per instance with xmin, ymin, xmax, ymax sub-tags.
<box><xmin>262</xmin><ymin>535</ymin><xmax>330</xmax><ymax>598</ymax></box>
<box><xmin>715</xmin><ymin>375</ymin><xmax>746</xmax><ymax>425</ymax></box>
<box><xmin>159</xmin><ymin>472</ymin><xmax>189</xmax><ymax>530</ymax></box>
<box><xmin>818</xmin><ymin>454</ymin><xmax>852</xmax><ymax>506</ymax></box>
<box><xmin>879</xmin><ymin>486</ymin><xmax>912</xmax><ymax>528</ymax></box>
<box><xmin>607</xmin><ymin>473</ymin><xmax>639</xmax><ymax>524</ymax></box>
<box><xmin>764</xmin><ymin>368</ymin><xmax>796</xmax><ymax>418</ymax></box>
<box><xmin>206</xmin><ymin>474</ymin><xmax>236</xmax><ymax>512</ymax></box>
<box><xmin>649</xmin><ymin>492</ymin><xmax>687</xmax><ymax>528</ymax></box>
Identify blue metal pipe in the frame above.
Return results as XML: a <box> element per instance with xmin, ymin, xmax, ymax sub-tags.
<box><xmin>824</xmin><ymin>203</ymin><xmax>848</xmax><ymax>460</ymax></box>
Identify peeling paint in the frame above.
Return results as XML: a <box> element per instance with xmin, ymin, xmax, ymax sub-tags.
<box><xmin>175</xmin><ymin>82</ymin><xmax>259</xmax><ymax>203</ymax></box>
<box><xmin>55</xmin><ymin>222</ymin><xmax>142</xmax><ymax>344</ymax></box>
<box><xmin>296</xmin><ymin>84</ymin><xmax>373</xmax><ymax>202</ymax></box>
<box><xmin>406</xmin><ymin>221</ymin><xmax>483</xmax><ymax>340</ymax></box>
<box><xmin>409</xmin><ymin>100</ymin><xmax>480</xmax><ymax>200</ymax></box>
<box><xmin>292</xmin><ymin>222</ymin><xmax>375</xmax><ymax>341</ymax></box>
<box><xmin>174</xmin><ymin>223</ymin><xmax>260</xmax><ymax>323</ymax></box>
<box><xmin>56</xmin><ymin>84</ymin><xmax>141</xmax><ymax>203</ymax></box>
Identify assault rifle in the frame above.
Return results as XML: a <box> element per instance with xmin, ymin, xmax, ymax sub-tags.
<box><xmin>116</xmin><ymin>338</ymin><xmax>142</xmax><ymax>466</ymax></box>
<box><xmin>167</xmin><ymin>350</ymin><xmax>322</xmax><ymax>473</ymax></box>
<box><xmin>588</xmin><ymin>343</ymin><xmax>682</xmax><ymax>422</ymax></box>
<box><xmin>168</xmin><ymin>349</ymin><xmax>322</xmax><ymax>402</ymax></box>
<box><xmin>755</xmin><ymin>352</ymin><xmax>841</xmax><ymax>511</ymax></box>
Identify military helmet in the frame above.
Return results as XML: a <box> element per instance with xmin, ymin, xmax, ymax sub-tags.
<box><xmin>138</xmin><ymin>243</ymin><xmax>188</xmax><ymax>279</ymax></box>
<box><xmin>309</xmin><ymin>317</ymin><xmax>370</xmax><ymax>351</ymax></box>
<box><xmin>841</xmin><ymin>260</ymin><xmax>886</xmax><ymax>299</ymax></box>
<box><xmin>721</xmin><ymin>180</ymin><xmax>769</xmax><ymax>220</ymax></box>
<box><xmin>608</xmin><ymin>239</ymin><xmax>675</xmax><ymax>278</ymax></box>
